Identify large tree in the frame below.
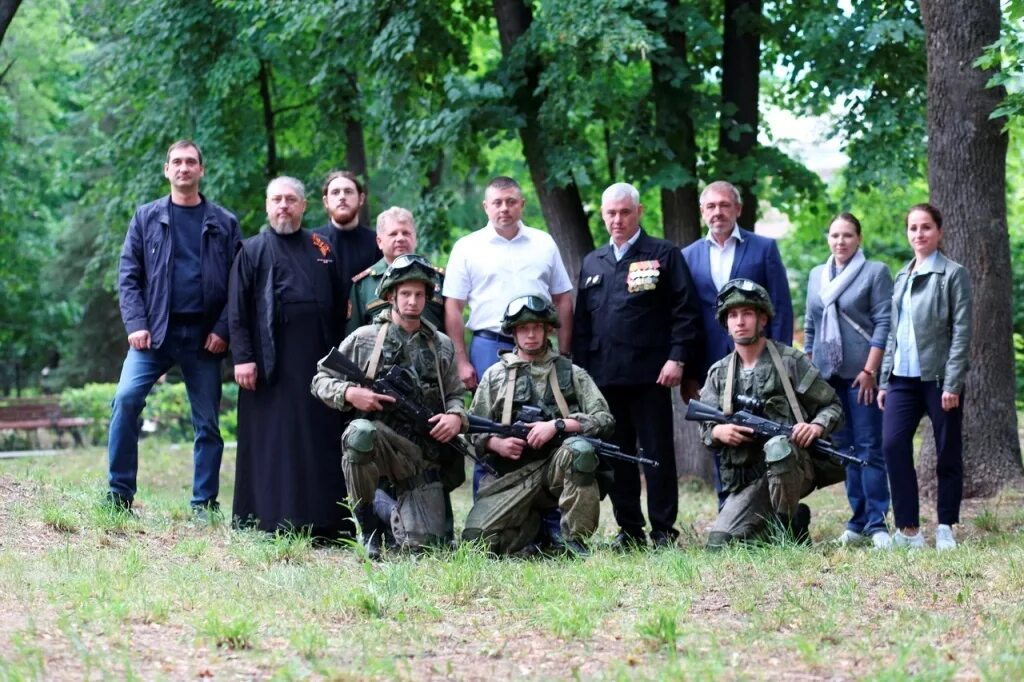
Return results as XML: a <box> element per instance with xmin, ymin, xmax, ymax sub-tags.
<box><xmin>919</xmin><ymin>0</ymin><xmax>1023</xmax><ymax>494</ymax></box>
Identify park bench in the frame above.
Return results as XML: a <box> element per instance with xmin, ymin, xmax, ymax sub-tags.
<box><xmin>0</xmin><ymin>397</ymin><xmax>89</xmax><ymax>449</ymax></box>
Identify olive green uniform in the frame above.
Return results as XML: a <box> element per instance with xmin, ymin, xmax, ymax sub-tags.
<box><xmin>699</xmin><ymin>340</ymin><xmax>845</xmax><ymax>542</ymax></box>
<box><xmin>463</xmin><ymin>349</ymin><xmax>615</xmax><ymax>554</ymax></box>
<box><xmin>346</xmin><ymin>258</ymin><xmax>445</xmax><ymax>336</ymax></box>
<box><xmin>312</xmin><ymin>311</ymin><xmax>467</xmax><ymax>548</ymax></box>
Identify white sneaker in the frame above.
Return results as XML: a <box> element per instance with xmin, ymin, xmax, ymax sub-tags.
<box><xmin>893</xmin><ymin>529</ymin><xmax>925</xmax><ymax>549</ymax></box>
<box><xmin>836</xmin><ymin>529</ymin><xmax>867</xmax><ymax>546</ymax></box>
<box><xmin>935</xmin><ymin>524</ymin><xmax>957</xmax><ymax>551</ymax></box>
<box><xmin>871</xmin><ymin>530</ymin><xmax>893</xmax><ymax>550</ymax></box>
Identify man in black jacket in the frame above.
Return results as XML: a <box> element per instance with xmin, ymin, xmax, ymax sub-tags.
<box><xmin>572</xmin><ymin>182</ymin><xmax>702</xmax><ymax>549</ymax></box>
<box><xmin>107</xmin><ymin>139</ymin><xmax>241</xmax><ymax>514</ymax></box>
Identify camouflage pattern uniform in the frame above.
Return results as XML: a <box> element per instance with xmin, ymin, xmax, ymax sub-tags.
<box><xmin>312</xmin><ymin>310</ymin><xmax>467</xmax><ymax>549</ymax></box>
<box><xmin>463</xmin><ymin>348</ymin><xmax>614</xmax><ymax>554</ymax></box>
<box><xmin>700</xmin><ymin>339</ymin><xmax>845</xmax><ymax>544</ymax></box>
<box><xmin>347</xmin><ymin>258</ymin><xmax>445</xmax><ymax>336</ymax></box>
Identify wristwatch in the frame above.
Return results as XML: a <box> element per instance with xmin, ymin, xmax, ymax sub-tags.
<box><xmin>554</xmin><ymin>419</ymin><xmax>566</xmax><ymax>434</ymax></box>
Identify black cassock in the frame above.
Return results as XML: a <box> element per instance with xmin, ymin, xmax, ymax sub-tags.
<box><xmin>228</xmin><ymin>228</ymin><xmax>350</xmax><ymax>537</ymax></box>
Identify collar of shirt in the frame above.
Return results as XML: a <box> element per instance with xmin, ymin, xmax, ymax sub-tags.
<box><xmin>705</xmin><ymin>224</ymin><xmax>744</xmax><ymax>249</ymax></box>
<box><xmin>611</xmin><ymin>228</ymin><xmax>642</xmax><ymax>261</ymax></box>
<box><xmin>485</xmin><ymin>221</ymin><xmax>526</xmax><ymax>243</ymax></box>
<box><xmin>911</xmin><ymin>250</ymin><xmax>939</xmax><ymax>276</ymax></box>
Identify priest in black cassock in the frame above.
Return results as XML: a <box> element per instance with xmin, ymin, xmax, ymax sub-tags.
<box><xmin>228</xmin><ymin>176</ymin><xmax>350</xmax><ymax>539</ymax></box>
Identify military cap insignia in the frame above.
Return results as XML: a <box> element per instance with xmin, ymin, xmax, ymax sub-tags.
<box><xmin>625</xmin><ymin>259</ymin><xmax>661</xmax><ymax>293</ymax></box>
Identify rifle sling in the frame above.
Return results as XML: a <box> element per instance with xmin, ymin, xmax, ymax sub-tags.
<box><xmin>765</xmin><ymin>341</ymin><xmax>805</xmax><ymax>424</ymax></box>
<box><xmin>367</xmin><ymin>322</ymin><xmax>390</xmax><ymax>380</ymax></box>
<box><xmin>501</xmin><ymin>366</ymin><xmax>517</xmax><ymax>426</ymax></box>
<box><xmin>548</xmin><ymin>365</ymin><xmax>571</xmax><ymax>419</ymax></box>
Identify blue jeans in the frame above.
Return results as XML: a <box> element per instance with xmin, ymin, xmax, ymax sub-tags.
<box><xmin>469</xmin><ymin>332</ymin><xmax>514</xmax><ymax>497</ymax></box>
<box><xmin>829</xmin><ymin>377</ymin><xmax>889</xmax><ymax>535</ymax></box>
<box><xmin>107</xmin><ymin>322</ymin><xmax>224</xmax><ymax>505</ymax></box>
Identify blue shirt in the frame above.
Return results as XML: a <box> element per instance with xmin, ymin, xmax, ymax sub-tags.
<box><xmin>170</xmin><ymin>201</ymin><xmax>205</xmax><ymax>314</ymax></box>
<box><xmin>893</xmin><ymin>251</ymin><xmax>938</xmax><ymax>377</ymax></box>
<box><xmin>611</xmin><ymin>228</ymin><xmax>642</xmax><ymax>262</ymax></box>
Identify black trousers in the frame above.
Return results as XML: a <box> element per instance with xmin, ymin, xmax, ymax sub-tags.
<box><xmin>602</xmin><ymin>384</ymin><xmax>679</xmax><ymax>537</ymax></box>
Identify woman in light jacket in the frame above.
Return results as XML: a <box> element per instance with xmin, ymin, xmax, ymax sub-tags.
<box><xmin>805</xmin><ymin>212</ymin><xmax>893</xmax><ymax>549</ymax></box>
<box><xmin>877</xmin><ymin>203</ymin><xmax>971</xmax><ymax>551</ymax></box>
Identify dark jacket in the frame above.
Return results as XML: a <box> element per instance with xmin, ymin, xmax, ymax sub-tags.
<box><xmin>573</xmin><ymin>229</ymin><xmax>702</xmax><ymax>386</ymax></box>
<box><xmin>682</xmin><ymin>228</ymin><xmax>793</xmax><ymax>381</ymax></box>
<box><xmin>117</xmin><ymin>194</ymin><xmax>241</xmax><ymax>348</ymax></box>
<box><xmin>228</xmin><ymin>229</ymin><xmax>337</xmax><ymax>384</ymax></box>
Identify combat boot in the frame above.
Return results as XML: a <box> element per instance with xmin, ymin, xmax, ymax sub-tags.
<box><xmin>354</xmin><ymin>503</ymin><xmax>383</xmax><ymax>560</ymax></box>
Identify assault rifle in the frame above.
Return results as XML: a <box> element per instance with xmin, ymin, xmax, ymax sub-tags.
<box><xmin>684</xmin><ymin>398</ymin><xmax>877</xmax><ymax>469</ymax></box>
<box><xmin>467</xmin><ymin>405</ymin><xmax>659</xmax><ymax>468</ymax></box>
<box><xmin>319</xmin><ymin>347</ymin><xmax>497</xmax><ymax>476</ymax></box>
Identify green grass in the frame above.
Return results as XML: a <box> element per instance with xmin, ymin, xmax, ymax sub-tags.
<box><xmin>1</xmin><ymin>445</ymin><xmax>1023</xmax><ymax>679</ymax></box>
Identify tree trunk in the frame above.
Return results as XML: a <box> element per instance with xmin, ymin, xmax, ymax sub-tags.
<box><xmin>919</xmin><ymin>0</ymin><xmax>1023</xmax><ymax>496</ymax></box>
<box><xmin>492</xmin><ymin>0</ymin><xmax>594</xmax><ymax>282</ymax></box>
<box><xmin>718</xmin><ymin>0</ymin><xmax>761</xmax><ymax>228</ymax></box>
<box><xmin>0</xmin><ymin>0</ymin><xmax>23</xmax><ymax>48</ymax></box>
<box><xmin>257</xmin><ymin>59</ymin><xmax>278</xmax><ymax>180</ymax></box>
<box><xmin>342</xmin><ymin>69</ymin><xmax>370</xmax><ymax>225</ymax></box>
<box><xmin>651</xmin><ymin>0</ymin><xmax>702</xmax><ymax>248</ymax></box>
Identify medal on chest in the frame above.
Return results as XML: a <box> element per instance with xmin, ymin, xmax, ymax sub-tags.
<box><xmin>625</xmin><ymin>259</ymin><xmax>661</xmax><ymax>293</ymax></box>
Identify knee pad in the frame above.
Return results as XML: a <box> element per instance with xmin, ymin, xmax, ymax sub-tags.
<box><xmin>764</xmin><ymin>435</ymin><xmax>795</xmax><ymax>472</ymax></box>
<box><xmin>343</xmin><ymin>419</ymin><xmax>376</xmax><ymax>463</ymax></box>
<box><xmin>566</xmin><ymin>437</ymin><xmax>598</xmax><ymax>485</ymax></box>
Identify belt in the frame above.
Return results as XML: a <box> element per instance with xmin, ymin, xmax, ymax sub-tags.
<box><xmin>473</xmin><ymin>330</ymin><xmax>514</xmax><ymax>344</ymax></box>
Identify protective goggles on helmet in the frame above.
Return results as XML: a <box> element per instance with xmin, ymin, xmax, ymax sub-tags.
<box><xmin>388</xmin><ymin>254</ymin><xmax>433</xmax><ymax>272</ymax></box>
<box><xmin>505</xmin><ymin>295</ymin><xmax>553</xmax><ymax>318</ymax></box>
<box><xmin>715</xmin><ymin>278</ymin><xmax>761</xmax><ymax>309</ymax></box>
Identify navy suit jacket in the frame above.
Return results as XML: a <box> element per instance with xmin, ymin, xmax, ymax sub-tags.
<box><xmin>682</xmin><ymin>227</ymin><xmax>793</xmax><ymax>382</ymax></box>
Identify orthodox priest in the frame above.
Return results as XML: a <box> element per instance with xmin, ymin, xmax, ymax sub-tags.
<box><xmin>228</xmin><ymin>176</ymin><xmax>348</xmax><ymax>538</ymax></box>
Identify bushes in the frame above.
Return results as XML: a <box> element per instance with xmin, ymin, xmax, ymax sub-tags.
<box><xmin>60</xmin><ymin>382</ymin><xmax>239</xmax><ymax>445</ymax></box>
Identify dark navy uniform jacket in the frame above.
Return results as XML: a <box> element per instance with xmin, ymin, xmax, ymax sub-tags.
<box><xmin>572</xmin><ymin>229</ymin><xmax>702</xmax><ymax>386</ymax></box>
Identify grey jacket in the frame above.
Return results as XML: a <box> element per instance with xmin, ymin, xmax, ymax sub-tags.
<box><xmin>805</xmin><ymin>260</ymin><xmax>893</xmax><ymax>380</ymax></box>
<box><xmin>880</xmin><ymin>251</ymin><xmax>972</xmax><ymax>394</ymax></box>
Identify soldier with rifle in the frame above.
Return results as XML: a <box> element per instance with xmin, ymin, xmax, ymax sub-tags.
<box><xmin>696</xmin><ymin>279</ymin><xmax>847</xmax><ymax>548</ymax></box>
<box><xmin>462</xmin><ymin>295</ymin><xmax>615</xmax><ymax>556</ymax></box>
<box><xmin>311</xmin><ymin>255</ymin><xmax>468</xmax><ymax>558</ymax></box>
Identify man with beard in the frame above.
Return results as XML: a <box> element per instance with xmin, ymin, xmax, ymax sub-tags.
<box><xmin>229</xmin><ymin>176</ymin><xmax>349</xmax><ymax>539</ymax></box>
<box><xmin>314</xmin><ymin>170</ymin><xmax>381</xmax><ymax>338</ymax></box>
<box><xmin>463</xmin><ymin>295</ymin><xmax>614</xmax><ymax>556</ymax></box>
<box><xmin>107</xmin><ymin>139</ymin><xmax>240</xmax><ymax>515</ymax></box>
<box><xmin>698</xmin><ymin>279</ymin><xmax>844</xmax><ymax>548</ymax></box>
<box><xmin>346</xmin><ymin>206</ymin><xmax>445</xmax><ymax>334</ymax></box>
<box><xmin>312</xmin><ymin>256</ymin><xmax>468</xmax><ymax>558</ymax></box>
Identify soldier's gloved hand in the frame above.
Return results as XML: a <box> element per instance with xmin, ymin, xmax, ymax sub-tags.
<box><xmin>524</xmin><ymin>420</ymin><xmax>558</xmax><ymax>449</ymax></box>
<box><xmin>790</xmin><ymin>422</ymin><xmax>825</xmax><ymax>449</ymax></box>
<box><xmin>456</xmin><ymin>357</ymin><xmax>478</xmax><ymax>391</ymax></box>
<box><xmin>711</xmin><ymin>424</ymin><xmax>755</xmax><ymax>447</ymax></box>
<box><xmin>344</xmin><ymin>386</ymin><xmax>397</xmax><ymax>412</ymax></box>
<box><xmin>428</xmin><ymin>413</ymin><xmax>462</xmax><ymax>442</ymax></box>
<box><xmin>488</xmin><ymin>436</ymin><xmax>526</xmax><ymax>460</ymax></box>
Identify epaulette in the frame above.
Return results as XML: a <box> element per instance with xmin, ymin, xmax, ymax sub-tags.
<box><xmin>351</xmin><ymin>267</ymin><xmax>374</xmax><ymax>283</ymax></box>
<box><xmin>433</xmin><ymin>265</ymin><xmax>446</xmax><ymax>275</ymax></box>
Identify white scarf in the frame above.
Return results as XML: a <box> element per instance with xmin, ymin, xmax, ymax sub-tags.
<box><xmin>817</xmin><ymin>248</ymin><xmax>865</xmax><ymax>378</ymax></box>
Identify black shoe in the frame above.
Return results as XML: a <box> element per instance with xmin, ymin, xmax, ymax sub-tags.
<box><xmin>191</xmin><ymin>500</ymin><xmax>221</xmax><ymax>522</ymax></box>
<box><xmin>650</xmin><ymin>529</ymin><xmax>678</xmax><ymax>549</ymax></box>
<box><xmin>551</xmin><ymin>536</ymin><xmax>590</xmax><ymax>558</ymax></box>
<box><xmin>793</xmin><ymin>503</ymin><xmax>812</xmax><ymax>545</ymax></box>
<box><xmin>103</xmin><ymin>491</ymin><xmax>133</xmax><ymax>513</ymax></box>
<box><xmin>354</xmin><ymin>503</ymin><xmax>383</xmax><ymax>560</ymax></box>
<box><xmin>610</xmin><ymin>531</ymin><xmax>648</xmax><ymax>552</ymax></box>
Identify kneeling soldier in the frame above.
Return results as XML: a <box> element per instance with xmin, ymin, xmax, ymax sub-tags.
<box><xmin>463</xmin><ymin>295</ymin><xmax>615</xmax><ymax>555</ymax></box>
<box><xmin>312</xmin><ymin>255</ymin><xmax>468</xmax><ymax>558</ymax></box>
<box><xmin>700</xmin><ymin>279</ymin><xmax>845</xmax><ymax>548</ymax></box>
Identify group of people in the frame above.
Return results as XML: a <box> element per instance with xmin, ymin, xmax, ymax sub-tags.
<box><xmin>104</xmin><ymin>138</ymin><xmax>971</xmax><ymax>555</ymax></box>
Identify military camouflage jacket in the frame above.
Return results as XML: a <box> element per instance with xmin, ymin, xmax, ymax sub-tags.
<box><xmin>699</xmin><ymin>340</ymin><xmax>843</xmax><ymax>483</ymax></box>
<box><xmin>346</xmin><ymin>257</ymin><xmax>446</xmax><ymax>336</ymax></box>
<box><xmin>468</xmin><ymin>348</ymin><xmax>614</xmax><ymax>463</ymax></box>
<box><xmin>312</xmin><ymin>310</ymin><xmax>467</xmax><ymax>432</ymax></box>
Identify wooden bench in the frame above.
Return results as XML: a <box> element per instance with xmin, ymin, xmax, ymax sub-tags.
<box><xmin>0</xmin><ymin>398</ymin><xmax>90</xmax><ymax>449</ymax></box>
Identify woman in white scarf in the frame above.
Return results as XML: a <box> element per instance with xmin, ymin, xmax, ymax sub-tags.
<box><xmin>804</xmin><ymin>213</ymin><xmax>894</xmax><ymax>549</ymax></box>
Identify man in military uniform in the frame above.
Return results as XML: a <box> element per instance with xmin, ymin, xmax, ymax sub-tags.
<box><xmin>463</xmin><ymin>295</ymin><xmax>615</xmax><ymax>556</ymax></box>
<box><xmin>699</xmin><ymin>279</ymin><xmax>846</xmax><ymax>548</ymax></box>
<box><xmin>311</xmin><ymin>255</ymin><xmax>468</xmax><ymax>557</ymax></box>
<box><xmin>347</xmin><ymin>207</ymin><xmax>445</xmax><ymax>335</ymax></box>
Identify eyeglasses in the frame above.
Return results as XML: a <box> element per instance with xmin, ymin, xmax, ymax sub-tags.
<box><xmin>715</xmin><ymin>278</ymin><xmax>760</xmax><ymax>307</ymax></box>
<box><xmin>505</xmin><ymin>295</ymin><xmax>552</xmax><ymax>317</ymax></box>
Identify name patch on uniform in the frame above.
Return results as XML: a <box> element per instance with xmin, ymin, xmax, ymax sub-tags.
<box><xmin>626</xmin><ymin>259</ymin><xmax>660</xmax><ymax>292</ymax></box>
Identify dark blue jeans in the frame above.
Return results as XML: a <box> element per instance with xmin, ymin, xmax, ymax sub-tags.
<box><xmin>829</xmin><ymin>377</ymin><xmax>889</xmax><ymax>535</ymax></box>
<box><xmin>881</xmin><ymin>376</ymin><xmax>963</xmax><ymax>529</ymax></box>
<box><xmin>469</xmin><ymin>332</ymin><xmax>514</xmax><ymax>498</ymax></box>
<box><xmin>107</xmin><ymin>322</ymin><xmax>224</xmax><ymax>505</ymax></box>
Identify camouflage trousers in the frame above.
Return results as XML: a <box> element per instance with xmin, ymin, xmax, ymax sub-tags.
<box><xmin>711</xmin><ymin>442</ymin><xmax>846</xmax><ymax>541</ymax></box>
<box><xmin>462</xmin><ymin>440</ymin><xmax>600</xmax><ymax>554</ymax></box>
<box><xmin>342</xmin><ymin>419</ymin><xmax>447</xmax><ymax>549</ymax></box>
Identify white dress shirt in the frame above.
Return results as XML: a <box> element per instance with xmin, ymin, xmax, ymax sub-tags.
<box><xmin>706</xmin><ymin>225</ymin><xmax>744</xmax><ymax>291</ymax></box>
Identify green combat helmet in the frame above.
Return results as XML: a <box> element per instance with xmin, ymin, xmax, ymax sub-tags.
<box><xmin>376</xmin><ymin>254</ymin><xmax>439</xmax><ymax>299</ymax></box>
<box><xmin>715</xmin><ymin>278</ymin><xmax>775</xmax><ymax>326</ymax></box>
<box><xmin>500</xmin><ymin>294</ymin><xmax>561</xmax><ymax>335</ymax></box>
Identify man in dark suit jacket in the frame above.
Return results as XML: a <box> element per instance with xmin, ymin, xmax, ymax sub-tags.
<box><xmin>573</xmin><ymin>182</ymin><xmax>702</xmax><ymax>549</ymax></box>
<box><xmin>682</xmin><ymin>180</ymin><xmax>793</xmax><ymax>383</ymax></box>
<box><xmin>682</xmin><ymin>180</ymin><xmax>794</xmax><ymax>505</ymax></box>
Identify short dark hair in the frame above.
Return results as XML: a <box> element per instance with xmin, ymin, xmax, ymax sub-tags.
<box><xmin>485</xmin><ymin>176</ymin><xmax>522</xmax><ymax>194</ymax></box>
<box><xmin>166</xmin><ymin>139</ymin><xmax>203</xmax><ymax>165</ymax></box>
<box><xmin>321</xmin><ymin>170</ymin><xmax>366</xmax><ymax>198</ymax></box>
<box><xmin>829</xmin><ymin>211</ymin><xmax>862</xmax><ymax>236</ymax></box>
<box><xmin>907</xmin><ymin>203</ymin><xmax>943</xmax><ymax>229</ymax></box>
